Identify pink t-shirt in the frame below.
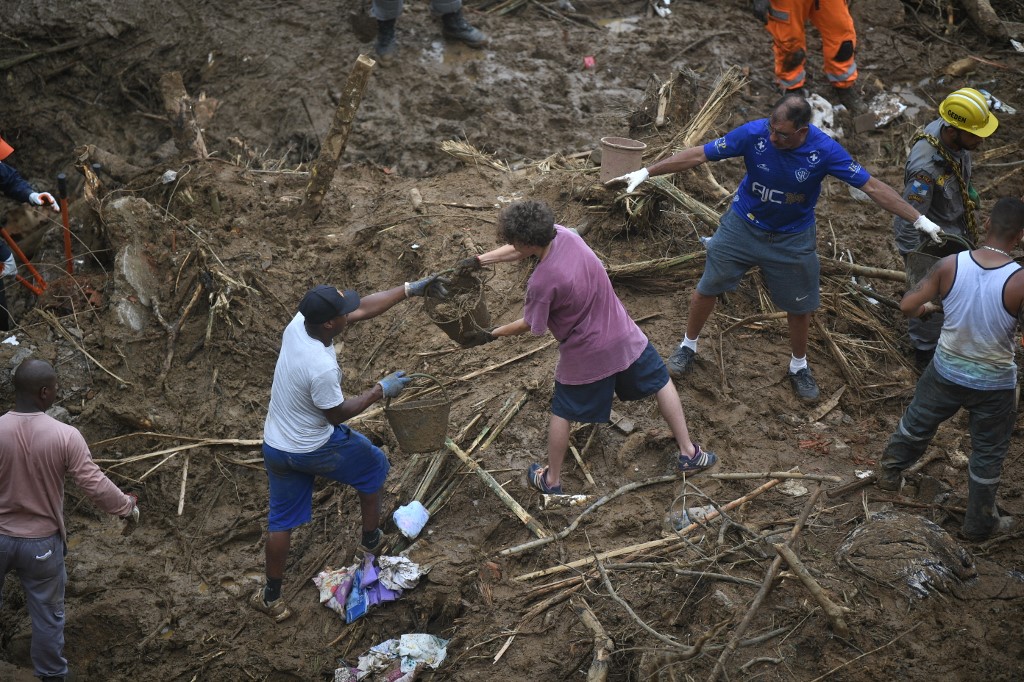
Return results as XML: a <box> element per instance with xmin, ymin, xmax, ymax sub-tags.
<box><xmin>0</xmin><ymin>411</ymin><xmax>132</xmax><ymax>542</ymax></box>
<box><xmin>524</xmin><ymin>226</ymin><xmax>649</xmax><ymax>384</ymax></box>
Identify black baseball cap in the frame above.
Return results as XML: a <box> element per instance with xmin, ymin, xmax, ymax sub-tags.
<box><xmin>298</xmin><ymin>285</ymin><xmax>360</xmax><ymax>324</ymax></box>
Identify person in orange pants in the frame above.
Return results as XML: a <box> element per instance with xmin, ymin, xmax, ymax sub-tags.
<box><xmin>753</xmin><ymin>0</ymin><xmax>858</xmax><ymax>96</ymax></box>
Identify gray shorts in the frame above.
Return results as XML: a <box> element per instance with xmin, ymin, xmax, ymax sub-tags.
<box><xmin>698</xmin><ymin>208</ymin><xmax>820</xmax><ymax>314</ymax></box>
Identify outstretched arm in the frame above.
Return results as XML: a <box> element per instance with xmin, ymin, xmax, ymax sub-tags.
<box><xmin>860</xmin><ymin>176</ymin><xmax>924</xmax><ymax>223</ymax></box>
<box><xmin>901</xmin><ymin>256</ymin><xmax>953</xmax><ymax>318</ymax></box>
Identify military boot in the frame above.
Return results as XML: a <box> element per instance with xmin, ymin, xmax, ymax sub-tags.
<box><xmin>374</xmin><ymin>19</ymin><xmax>397</xmax><ymax>62</ymax></box>
<box><xmin>441</xmin><ymin>10</ymin><xmax>488</xmax><ymax>47</ymax></box>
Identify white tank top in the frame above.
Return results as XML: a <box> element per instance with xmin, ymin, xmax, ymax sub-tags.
<box><xmin>934</xmin><ymin>251</ymin><xmax>1020</xmax><ymax>390</ymax></box>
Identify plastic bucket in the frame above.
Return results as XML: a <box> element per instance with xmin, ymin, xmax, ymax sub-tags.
<box><xmin>600</xmin><ymin>137</ymin><xmax>647</xmax><ymax>183</ymax></box>
<box><xmin>384</xmin><ymin>373</ymin><xmax>450</xmax><ymax>454</ymax></box>
<box><xmin>424</xmin><ymin>273</ymin><xmax>490</xmax><ymax>346</ymax></box>
<box><xmin>905</xmin><ymin>233</ymin><xmax>973</xmax><ymax>288</ymax></box>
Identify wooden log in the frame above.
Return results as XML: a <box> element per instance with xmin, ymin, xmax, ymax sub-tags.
<box><xmin>956</xmin><ymin>0</ymin><xmax>1010</xmax><ymax>42</ymax></box>
<box><xmin>571</xmin><ymin>597</ymin><xmax>614</xmax><ymax>682</ymax></box>
<box><xmin>159</xmin><ymin>71</ymin><xmax>208</xmax><ymax>159</ymax></box>
<box><xmin>445</xmin><ymin>439</ymin><xmax>550</xmax><ymax>539</ymax></box>
<box><xmin>301</xmin><ymin>54</ymin><xmax>375</xmax><ymax>223</ymax></box>
<box><xmin>774</xmin><ymin>543</ymin><xmax>850</xmax><ymax>639</ymax></box>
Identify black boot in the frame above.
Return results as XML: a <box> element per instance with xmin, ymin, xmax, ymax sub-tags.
<box><xmin>441</xmin><ymin>9</ymin><xmax>487</xmax><ymax>47</ymax></box>
<box><xmin>374</xmin><ymin>19</ymin><xmax>397</xmax><ymax>61</ymax></box>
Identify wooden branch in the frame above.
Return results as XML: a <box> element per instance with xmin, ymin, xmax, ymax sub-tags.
<box><xmin>0</xmin><ymin>36</ymin><xmax>101</xmax><ymax>71</ymax></box>
<box><xmin>36</xmin><ymin>309</ymin><xmax>131</xmax><ymax>386</ymax></box>
<box><xmin>707</xmin><ymin>485</ymin><xmax>823</xmax><ymax>682</ymax></box>
<box><xmin>479</xmin><ymin>392</ymin><xmax>529</xmax><ymax>450</ymax></box>
<box><xmin>722</xmin><ymin>311</ymin><xmax>788</xmax><ymax>335</ymax></box>
<box><xmin>458</xmin><ymin>339</ymin><xmax>556</xmax><ymax>381</ymax></box>
<box><xmin>820</xmin><ymin>258</ymin><xmax>906</xmax><ymax>282</ymax></box>
<box><xmin>512</xmin><ymin>477</ymin><xmax>784</xmax><ymax>577</ymax></box>
<box><xmin>177</xmin><ymin>453</ymin><xmax>190</xmax><ymax>516</ymax></box>
<box><xmin>709</xmin><ymin>471</ymin><xmax>841</xmax><ymax>483</ymax></box>
<box><xmin>570</xmin><ymin>597</ymin><xmax>614</xmax><ymax>682</ymax></box>
<box><xmin>774</xmin><ymin>543</ymin><xmax>850</xmax><ymax>638</ymax></box>
<box><xmin>806</xmin><ymin>385</ymin><xmax>846</xmax><ymax>423</ymax></box>
<box><xmin>445</xmin><ymin>439</ymin><xmax>550</xmax><ymax>539</ymax></box>
<box><xmin>96</xmin><ymin>438</ymin><xmax>262</xmax><ymax>466</ymax></box>
<box><xmin>493</xmin><ymin>583</ymin><xmax>582</xmax><ymax>663</ymax></box>
<box><xmin>301</xmin><ymin>54</ymin><xmax>375</xmax><ymax>222</ymax></box>
<box><xmin>159</xmin><ymin>71</ymin><xmax>208</xmax><ymax>159</ymax></box>
<box><xmin>596</xmin><ymin>559</ymin><xmax>685</xmax><ymax>649</ymax></box>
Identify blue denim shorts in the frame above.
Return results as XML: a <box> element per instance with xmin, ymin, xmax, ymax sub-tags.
<box><xmin>698</xmin><ymin>208</ymin><xmax>820</xmax><ymax>314</ymax></box>
<box><xmin>262</xmin><ymin>425</ymin><xmax>390</xmax><ymax>532</ymax></box>
<box><xmin>551</xmin><ymin>341</ymin><xmax>669</xmax><ymax>423</ymax></box>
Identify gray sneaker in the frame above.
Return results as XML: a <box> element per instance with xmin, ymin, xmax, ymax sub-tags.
<box><xmin>667</xmin><ymin>345</ymin><xmax>696</xmax><ymax>378</ymax></box>
<box><xmin>787</xmin><ymin>368</ymin><xmax>820</xmax><ymax>402</ymax></box>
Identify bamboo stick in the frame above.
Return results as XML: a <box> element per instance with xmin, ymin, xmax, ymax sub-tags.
<box><xmin>445</xmin><ymin>439</ymin><xmax>550</xmax><ymax>539</ymax></box>
<box><xmin>513</xmin><ymin>477</ymin><xmax>783</xmax><ymax>579</ymax></box>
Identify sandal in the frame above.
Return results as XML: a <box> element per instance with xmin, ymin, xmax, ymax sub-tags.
<box><xmin>250</xmin><ymin>587</ymin><xmax>293</xmax><ymax>623</ymax></box>
<box><xmin>677</xmin><ymin>443</ymin><xmax>718</xmax><ymax>474</ymax></box>
<box><xmin>527</xmin><ymin>463</ymin><xmax>563</xmax><ymax>494</ymax></box>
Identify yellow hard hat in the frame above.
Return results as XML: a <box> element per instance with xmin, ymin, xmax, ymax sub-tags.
<box><xmin>939</xmin><ymin>88</ymin><xmax>999</xmax><ymax>137</ymax></box>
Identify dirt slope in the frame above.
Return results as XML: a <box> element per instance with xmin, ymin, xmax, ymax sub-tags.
<box><xmin>2</xmin><ymin>0</ymin><xmax>1024</xmax><ymax>680</ymax></box>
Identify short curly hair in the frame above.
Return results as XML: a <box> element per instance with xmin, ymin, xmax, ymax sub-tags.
<box><xmin>496</xmin><ymin>200</ymin><xmax>556</xmax><ymax>247</ymax></box>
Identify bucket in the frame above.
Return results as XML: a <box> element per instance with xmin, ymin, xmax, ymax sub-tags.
<box><xmin>424</xmin><ymin>273</ymin><xmax>491</xmax><ymax>346</ymax></box>
<box><xmin>905</xmin><ymin>233</ymin><xmax>973</xmax><ymax>288</ymax></box>
<box><xmin>599</xmin><ymin>137</ymin><xmax>647</xmax><ymax>183</ymax></box>
<box><xmin>384</xmin><ymin>373</ymin><xmax>450</xmax><ymax>454</ymax></box>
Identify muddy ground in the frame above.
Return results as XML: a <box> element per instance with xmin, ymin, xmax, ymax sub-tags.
<box><xmin>2</xmin><ymin>0</ymin><xmax>1024</xmax><ymax>680</ymax></box>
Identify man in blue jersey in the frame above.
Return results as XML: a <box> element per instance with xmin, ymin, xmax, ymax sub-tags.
<box><xmin>607</xmin><ymin>93</ymin><xmax>941</xmax><ymax>402</ymax></box>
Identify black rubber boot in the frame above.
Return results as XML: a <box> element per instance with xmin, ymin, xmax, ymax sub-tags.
<box><xmin>441</xmin><ymin>10</ymin><xmax>487</xmax><ymax>47</ymax></box>
<box><xmin>374</xmin><ymin>19</ymin><xmax>397</xmax><ymax>62</ymax></box>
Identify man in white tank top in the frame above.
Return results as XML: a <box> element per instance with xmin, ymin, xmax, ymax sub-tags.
<box><xmin>879</xmin><ymin>197</ymin><xmax>1024</xmax><ymax>541</ymax></box>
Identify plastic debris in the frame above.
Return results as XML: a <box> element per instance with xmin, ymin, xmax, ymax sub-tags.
<box><xmin>583</xmin><ymin>55</ymin><xmax>596</xmax><ymax>69</ymax></box>
<box><xmin>807</xmin><ymin>93</ymin><xmax>842</xmax><ymax>139</ymax></box>
<box><xmin>336</xmin><ymin>634</ymin><xmax>450</xmax><ymax>682</ymax></box>
<box><xmin>2</xmin><ymin>335</ymin><xmax>18</xmax><ymax>345</ymax></box>
<box><xmin>160</xmin><ymin>169</ymin><xmax>178</xmax><ymax>184</ymax></box>
<box><xmin>393</xmin><ymin>500</ymin><xmax>430</xmax><ymax>539</ymax></box>
<box><xmin>317</xmin><ymin>553</ymin><xmax>426</xmax><ymax>623</ymax></box>
<box><xmin>313</xmin><ymin>563</ymin><xmax>359</xmax><ymax>617</ymax></box>
<box><xmin>377</xmin><ymin>555</ymin><xmax>424</xmax><ymax>591</ymax></box>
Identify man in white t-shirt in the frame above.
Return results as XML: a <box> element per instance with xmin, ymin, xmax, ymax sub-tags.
<box><xmin>251</xmin><ymin>276</ymin><xmax>445</xmax><ymax>622</ymax></box>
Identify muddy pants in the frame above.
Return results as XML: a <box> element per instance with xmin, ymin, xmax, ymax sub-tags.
<box><xmin>0</xmin><ymin>533</ymin><xmax>68</xmax><ymax>679</ymax></box>
<box><xmin>765</xmin><ymin>0</ymin><xmax>857</xmax><ymax>90</ymax></box>
<box><xmin>371</xmin><ymin>0</ymin><xmax>462</xmax><ymax>21</ymax></box>
<box><xmin>881</xmin><ymin>363</ymin><xmax>1015</xmax><ymax>539</ymax></box>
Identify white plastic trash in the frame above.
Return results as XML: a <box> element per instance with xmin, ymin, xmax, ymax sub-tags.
<box><xmin>393</xmin><ymin>501</ymin><xmax>430</xmax><ymax>539</ymax></box>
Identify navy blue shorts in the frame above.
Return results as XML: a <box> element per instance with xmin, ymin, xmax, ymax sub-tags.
<box><xmin>698</xmin><ymin>208</ymin><xmax>820</xmax><ymax>314</ymax></box>
<box><xmin>551</xmin><ymin>341</ymin><xmax>669</xmax><ymax>423</ymax></box>
<box><xmin>262</xmin><ymin>424</ymin><xmax>390</xmax><ymax>532</ymax></box>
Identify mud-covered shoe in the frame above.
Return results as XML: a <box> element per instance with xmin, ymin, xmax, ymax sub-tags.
<box><xmin>374</xmin><ymin>19</ymin><xmax>398</xmax><ymax>62</ymax></box>
<box><xmin>876</xmin><ymin>468</ymin><xmax>901</xmax><ymax>492</ymax></box>
<box><xmin>787</xmin><ymin>368</ymin><xmax>820</xmax><ymax>403</ymax></box>
<box><xmin>441</xmin><ymin>10</ymin><xmax>488</xmax><ymax>47</ymax></box>
<box><xmin>359</xmin><ymin>528</ymin><xmax>384</xmax><ymax>553</ymax></box>
<box><xmin>249</xmin><ymin>587</ymin><xmax>292</xmax><ymax>623</ymax></box>
<box><xmin>667</xmin><ymin>345</ymin><xmax>696</xmax><ymax>378</ymax></box>
<box><xmin>833</xmin><ymin>85</ymin><xmax>867</xmax><ymax>116</ymax></box>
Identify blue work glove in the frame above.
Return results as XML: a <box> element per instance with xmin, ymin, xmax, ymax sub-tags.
<box><xmin>378</xmin><ymin>370</ymin><xmax>413</xmax><ymax>398</ymax></box>
<box><xmin>405</xmin><ymin>274</ymin><xmax>450</xmax><ymax>299</ymax></box>
<box><xmin>752</xmin><ymin>0</ymin><xmax>770</xmax><ymax>23</ymax></box>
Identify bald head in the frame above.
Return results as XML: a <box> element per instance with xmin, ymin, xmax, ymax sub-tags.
<box><xmin>13</xmin><ymin>358</ymin><xmax>57</xmax><ymax>411</ymax></box>
<box><xmin>772</xmin><ymin>93</ymin><xmax>812</xmax><ymax>130</ymax></box>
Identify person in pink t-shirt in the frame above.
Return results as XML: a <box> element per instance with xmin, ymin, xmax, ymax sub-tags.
<box><xmin>454</xmin><ymin>200</ymin><xmax>717</xmax><ymax>494</ymax></box>
<box><xmin>0</xmin><ymin>359</ymin><xmax>139</xmax><ymax>682</ymax></box>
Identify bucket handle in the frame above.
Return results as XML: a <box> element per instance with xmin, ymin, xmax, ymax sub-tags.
<box><xmin>385</xmin><ymin>372</ymin><xmax>449</xmax><ymax>408</ymax></box>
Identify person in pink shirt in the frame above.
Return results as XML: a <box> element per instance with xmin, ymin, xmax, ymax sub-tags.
<box><xmin>0</xmin><ymin>359</ymin><xmax>139</xmax><ymax>682</ymax></box>
<box><xmin>454</xmin><ymin>200</ymin><xmax>716</xmax><ymax>494</ymax></box>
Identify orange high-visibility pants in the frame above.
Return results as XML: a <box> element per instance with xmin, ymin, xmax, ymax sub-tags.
<box><xmin>766</xmin><ymin>0</ymin><xmax>857</xmax><ymax>90</ymax></box>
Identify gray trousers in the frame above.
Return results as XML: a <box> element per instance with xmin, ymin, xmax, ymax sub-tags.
<box><xmin>881</xmin><ymin>363</ymin><xmax>1015</xmax><ymax>539</ymax></box>
<box><xmin>0</xmin><ymin>533</ymin><xmax>68</xmax><ymax>679</ymax></box>
<box><xmin>371</xmin><ymin>0</ymin><xmax>462</xmax><ymax>21</ymax></box>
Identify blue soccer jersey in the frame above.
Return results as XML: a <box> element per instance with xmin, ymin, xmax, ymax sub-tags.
<box><xmin>703</xmin><ymin>119</ymin><xmax>871</xmax><ymax>234</ymax></box>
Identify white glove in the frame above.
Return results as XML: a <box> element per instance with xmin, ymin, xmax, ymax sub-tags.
<box><xmin>121</xmin><ymin>493</ymin><xmax>140</xmax><ymax>536</ymax></box>
<box><xmin>606</xmin><ymin>167</ymin><xmax>649</xmax><ymax>193</ymax></box>
<box><xmin>28</xmin><ymin>192</ymin><xmax>59</xmax><ymax>212</ymax></box>
<box><xmin>2</xmin><ymin>254</ymin><xmax>15</xmax><ymax>277</ymax></box>
<box><xmin>913</xmin><ymin>215</ymin><xmax>942</xmax><ymax>244</ymax></box>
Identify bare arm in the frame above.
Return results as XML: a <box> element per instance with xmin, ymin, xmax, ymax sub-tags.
<box><xmin>492</xmin><ymin>318</ymin><xmax>530</xmax><ymax>337</ymax></box>
<box><xmin>477</xmin><ymin>244</ymin><xmax>525</xmax><ymax>266</ymax></box>
<box><xmin>321</xmin><ymin>383</ymin><xmax>386</xmax><ymax>424</ymax></box>
<box><xmin>646</xmin><ymin>145</ymin><xmax>709</xmax><ymax>178</ymax></box>
<box><xmin>347</xmin><ymin>284</ymin><xmax>408</xmax><ymax>324</ymax></box>
<box><xmin>860</xmin><ymin>176</ymin><xmax>923</xmax><ymax>224</ymax></box>
<box><xmin>900</xmin><ymin>256</ymin><xmax>954</xmax><ymax>318</ymax></box>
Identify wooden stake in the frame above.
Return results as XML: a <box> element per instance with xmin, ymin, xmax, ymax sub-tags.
<box><xmin>177</xmin><ymin>453</ymin><xmax>190</xmax><ymax>516</ymax></box>
<box><xmin>774</xmin><ymin>543</ymin><xmax>850</xmax><ymax>638</ymax></box>
<box><xmin>301</xmin><ymin>54</ymin><xmax>376</xmax><ymax>223</ymax></box>
<box><xmin>445</xmin><ymin>439</ymin><xmax>550</xmax><ymax>539</ymax></box>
